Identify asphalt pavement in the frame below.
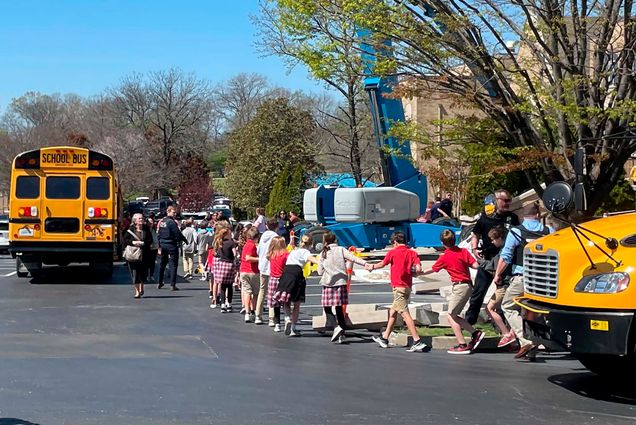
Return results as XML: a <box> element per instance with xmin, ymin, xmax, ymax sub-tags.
<box><xmin>0</xmin><ymin>254</ymin><xmax>635</xmax><ymax>425</ymax></box>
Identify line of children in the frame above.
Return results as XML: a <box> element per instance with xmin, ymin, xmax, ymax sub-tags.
<box><xmin>209</xmin><ymin>222</ymin><xmax>505</xmax><ymax>355</ymax></box>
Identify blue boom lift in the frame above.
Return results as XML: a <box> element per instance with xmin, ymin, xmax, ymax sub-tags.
<box><xmin>302</xmin><ymin>30</ymin><xmax>461</xmax><ymax>250</ymax></box>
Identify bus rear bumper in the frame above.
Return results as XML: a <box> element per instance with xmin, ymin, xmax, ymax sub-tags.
<box><xmin>9</xmin><ymin>241</ymin><xmax>115</xmax><ymax>263</ymax></box>
<box><xmin>518</xmin><ymin>297</ymin><xmax>635</xmax><ymax>356</ymax></box>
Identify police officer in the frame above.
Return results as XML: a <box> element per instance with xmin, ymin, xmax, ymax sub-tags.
<box><xmin>465</xmin><ymin>189</ymin><xmax>520</xmax><ymax>325</ymax></box>
<box><xmin>157</xmin><ymin>206</ymin><xmax>187</xmax><ymax>290</ymax></box>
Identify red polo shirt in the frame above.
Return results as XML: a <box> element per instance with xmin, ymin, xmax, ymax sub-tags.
<box><xmin>240</xmin><ymin>239</ymin><xmax>259</xmax><ymax>274</ymax></box>
<box><xmin>431</xmin><ymin>246</ymin><xmax>475</xmax><ymax>283</ymax></box>
<box><xmin>383</xmin><ymin>245</ymin><xmax>421</xmax><ymax>288</ymax></box>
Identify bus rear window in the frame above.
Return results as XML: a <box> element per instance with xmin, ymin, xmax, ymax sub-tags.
<box><xmin>87</xmin><ymin>177</ymin><xmax>110</xmax><ymax>200</ymax></box>
<box><xmin>15</xmin><ymin>176</ymin><xmax>40</xmax><ymax>199</ymax></box>
<box><xmin>46</xmin><ymin>177</ymin><xmax>80</xmax><ymax>199</ymax></box>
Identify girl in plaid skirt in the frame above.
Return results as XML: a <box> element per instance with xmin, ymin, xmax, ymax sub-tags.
<box><xmin>317</xmin><ymin>232</ymin><xmax>368</xmax><ymax>343</ymax></box>
<box><xmin>213</xmin><ymin>227</ymin><xmax>237</xmax><ymax>312</ymax></box>
<box><xmin>266</xmin><ymin>237</ymin><xmax>288</xmax><ymax>332</ymax></box>
<box><xmin>274</xmin><ymin>235</ymin><xmax>319</xmax><ymax>336</ymax></box>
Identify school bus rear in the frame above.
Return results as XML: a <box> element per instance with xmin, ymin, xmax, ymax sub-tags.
<box><xmin>8</xmin><ymin>147</ymin><xmax>119</xmax><ymax>277</ymax></box>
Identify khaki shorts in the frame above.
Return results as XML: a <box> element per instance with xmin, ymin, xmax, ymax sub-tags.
<box><xmin>240</xmin><ymin>272</ymin><xmax>260</xmax><ymax>295</ymax></box>
<box><xmin>391</xmin><ymin>287</ymin><xmax>411</xmax><ymax>313</ymax></box>
<box><xmin>448</xmin><ymin>283</ymin><xmax>472</xmax><ymax>316</ymax></box>
<box><xmin>489</xmin><ymin>285</ymin><xmax>508</xmax><ymax>308</ymax></box>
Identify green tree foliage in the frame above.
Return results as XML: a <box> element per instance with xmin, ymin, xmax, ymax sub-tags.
<box><xmin>288</xmin><ymin>165</ymin><xmax>305</xmax><ymax>213</ymax></box>
<box><xmin>266</xmin><ymin>166</ymin><xmax>290</xmax><ymax>216</ymax></box>
<box><xmin>224</xmin><ymin>98</ymin><xmax>323</xmax><ymax>211</ymax></box>
<box><xmin>279</xmin><ymin>0</ymin><xmax>636</xmax><ymax>216</ymax></box>
<box><xmin>256</xmin><ymin>0</ymin><xmax>378</xmax><ymax>186</ymax></box>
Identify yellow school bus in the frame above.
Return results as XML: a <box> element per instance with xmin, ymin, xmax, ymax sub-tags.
<box><xmin>518</xmin><ymin>183</ymin><xmax>636</xmax><ymax>376</ymax></box>
<box><xmin>8</xmin><ymin>146</ymin><xmax>120</xmax><ymax>277</ymax></box>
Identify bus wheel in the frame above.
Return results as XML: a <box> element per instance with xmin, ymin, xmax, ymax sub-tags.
<box><xmin>577</xmin><ymin>353</ymin><xmax>636</xmax><ymax>377</ymax></box>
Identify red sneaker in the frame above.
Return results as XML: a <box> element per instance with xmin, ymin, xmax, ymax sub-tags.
<box><xmin>447</xmin><ymin>344</ymin><xmax>472</xmax><ymax>355</ymax></box>
<box><xmin>497</xmin><ymin>331</ymin><xmax>517</xmax><ymax>348</ymax></box>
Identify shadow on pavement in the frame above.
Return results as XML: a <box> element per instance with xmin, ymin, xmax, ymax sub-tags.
<box><xmin>140</xmin><ymin>295</ymin><xmax>192</xmax><ymax>299</ymax></box>
<box><xmin>548</xmin><ymin>372</ymin><xmax>636</xmax><ymax>405</ymax></box>
<box><xmin>0</xmin><ymin>419</ymin><xmax>40</xmax><ymax>425</ymax></box>
<box><xmin>28</xmin><ymin>264</ymin><xmax>130</xmax><ymax>285</ymax></box>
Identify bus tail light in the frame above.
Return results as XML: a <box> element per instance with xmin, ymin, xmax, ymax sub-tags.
<box><xmin>18</xmin><ymin>206</ymin><xmax>38</xmax><ymax>217</ymax></box>
<box><xmin>88</xmin><ymin>207</ymin><xmax>108</xmax><ymax>218</ymax></box>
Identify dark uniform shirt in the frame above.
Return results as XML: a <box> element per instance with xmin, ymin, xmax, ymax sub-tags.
<box><xmin>472</xmin><ymin>210</ymin><xmax>520</xmax><ymax>260</ymax></box>
<box><xmin>157</xmin><ymin>217</ymin><xmax>187</xmax><ymax>246</ymax></box>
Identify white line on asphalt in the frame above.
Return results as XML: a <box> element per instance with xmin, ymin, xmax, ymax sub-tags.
<box><xmin>3</xmin><ymin>271</ymin><xmax>16</xmax><ymax>277</ymax></box>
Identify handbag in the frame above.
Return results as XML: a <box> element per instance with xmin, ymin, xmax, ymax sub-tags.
<box><xmin>123</xmin><ymin>229</ymin><xmax>143</xmax><ymax>262</ymax></box>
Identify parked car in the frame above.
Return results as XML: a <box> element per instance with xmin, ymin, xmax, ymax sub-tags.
<box><xmin>0</xmin><ymin>214</ymin><xmax>9</xmax><ymax>254</ymax></box>
<box><xmin>143</xmin><ymin>199</ymin><xmax>174</xmax><ymax>217</ymax></box>
<box><xmin>211</xmin><ymin>205</ymin><xmax>232</xmax><ymax>220</ymax></box>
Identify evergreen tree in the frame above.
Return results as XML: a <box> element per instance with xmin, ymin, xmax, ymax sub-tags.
<box><xmin>266</xmin><ymin>166</ymin><xmax>290</xmax><ymax>216</ymax></box>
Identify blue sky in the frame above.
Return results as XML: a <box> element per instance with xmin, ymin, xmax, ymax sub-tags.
<box><xmin>0</xmin><ymin>0</ymin><xmax>324</xmax><ymax>113</ymax></box>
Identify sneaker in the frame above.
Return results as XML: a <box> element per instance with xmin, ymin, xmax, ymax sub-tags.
<box><xmin>210</xmin><ymin>303</ymin><xmax>217</xmax><ymax>309</ymax></box>
<box><xmin>245</xmin><ymin>313</ymin><xmax>251</xmax><ymax>323</ymax></box>
<box><xmin>254</xmin><ymin>317</ymin><xmax>263</xmax><ymax>325</ymax></box>
<box><xmin>497</xmin><ymin>331</ymin><xmax>517</xmax><ymax>348</ymax></box>
<box><xmin>208</xmin><ymin>291</ymin><xmax>214</xmax><ymax>299</ymax></box>
<box><xmin>200</xmin><ymin>276</ymin><xmax>207</xmax><ymax>281</ymax></box>
<box><xmin>183</xmin><ymin>273</ymin><xmax>191</xmax><ymax>279</ymax></box>
<box><xmin>469</xmin><ymin>330</ymin><xmax>485</xmax><ymax>351</ymax></box>
<box><xmin>226</xmin><ymin>303</ymin><xmax>232</xmax><ymax>312</ymax></box>
<box><xmin>268</xmin><ymin>319</ymin><xmax>276</xmax><ymax>327</ymax></box>
<box><xmin>221</xmin><ymin>305</ymin><xmax>227</xmax><ymax>313</ymax></box>
<box><xmin>514</xmin><ymin>342</ymin><xmax>536</xmax><ymax>359</ymax></box>
<box><xmin>157</xmin><ymin>282</ymin><xmax>164</xmax><ymax>289</ymax></box>
<box><xmin>331</xmin><ymin>326</ymin><xmax>345</xmax><ymax>343</ymax></box>
<box><xmin>284</xmin><ymin>320</ymin><xmax>292</xmax><ymax>336</ymax></box>
<box><xmin>336</xmin><ymin>335</ymin><xmax>346</xmax><ymax>344</ymax></box>
<box><xmin>239</xmin><ymin>307</ymin><xmax>246</xmax><ymax>315</ymax></box>
<box><xmin>447</xmin><ymin>344</ymin><xmax>472</xmax><ymax>355</ymax></box>
<box><xmin>171</xmin><ymin>285</ymin><xmax>179</xmax><ymax>291</ymax></box>
<box><xmin>274</xmin><ymin>324</ymin><xmax>282</xmax><ymax>332</ymax></box>
<box><xmin>289</xmin><ymin>328</ymin><xmax>301</xmax><ymax>337</ymax></box>
<box><xmin>406</xmin><ymin>339</ymin><xmax>428</xmax><ymax>352</ymax></box>
<box><xmin>372</xmin><ymin>335</ymin><xmax>389</xmax><ymax>348</ymax></box>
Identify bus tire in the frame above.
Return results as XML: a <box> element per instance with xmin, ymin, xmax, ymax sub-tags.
<box><xmin>576</xmin><ymin>353</ymin><xmax>636</xmax><ymax>377</ymax></box>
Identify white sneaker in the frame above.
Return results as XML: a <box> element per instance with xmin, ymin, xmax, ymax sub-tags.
<box><xmin>245</xmin><ymin>313</ymin><xmax>251</xmax><ymax>323</ymax></box>
<box><xmin>331</xmin><ymin>326</ymin><xmax>345</xmax><ymax>342</ymax></box>
<box><xmin>289</xmin><ymin>327</ymin><xmax>301</xmax><ymax>337</ymax></box>
<box><xmin>274</xmin><ymin>324</ymin><xmax>282</xmax><ymax>332</ymax></box>
<box><xmin>254</xmin><ymin>317</ymin><xmax>263</xmax><ymax>325</ymax></box>
<box><xmin>268</xmin><ymin>319</ymin><xmax>276</xmax><ymax>327</ymax></box>
<box><xmin>210</xmin><ymin>303</ymin><xmax>217</xmax><ymax>309</ymax></box>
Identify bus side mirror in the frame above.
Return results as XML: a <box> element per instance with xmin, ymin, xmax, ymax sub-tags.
<box><xmin>543</xmin><ymin>182</ymin><xmax>574</xmax><ymax>214</ymax></box>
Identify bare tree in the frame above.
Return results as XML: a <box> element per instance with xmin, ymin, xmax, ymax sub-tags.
<box><xmin>110</xmin><ymin>69</ymin><xmax>215</xmax><ymax>176</ymax></box>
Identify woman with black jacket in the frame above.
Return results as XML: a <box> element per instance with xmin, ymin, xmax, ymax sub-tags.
<box><xmin>123</xmin><ymin>213</ymin><xmax>154</xmax><ymax>298</ymax></box>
